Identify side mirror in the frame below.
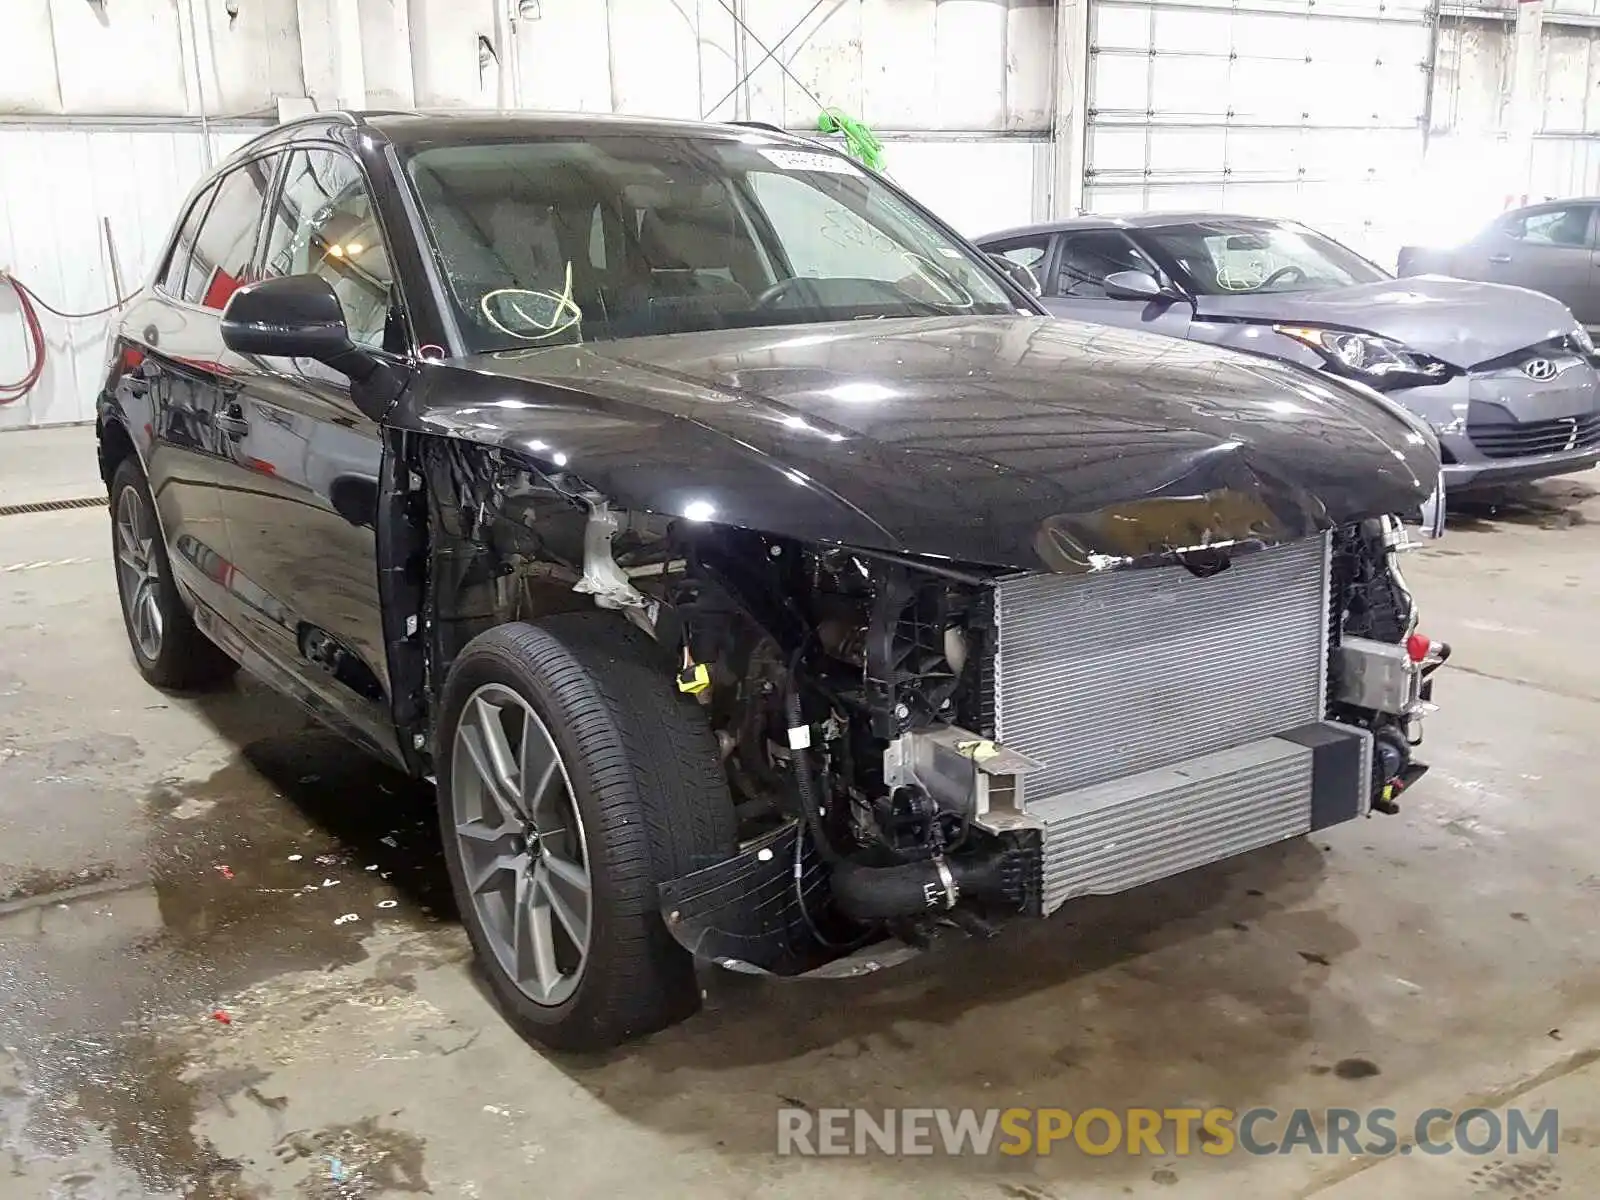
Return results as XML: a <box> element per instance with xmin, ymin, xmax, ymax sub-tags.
<box><xmin>221</xmin><ymin>275</ymin><xmax>377</xmax><ymax>381</ymax></box>
<box><xmin>987</xmin><ymin>252</ymin><xmax>1042</xmax><ymax>297</ymax></box>
<box><xmin>1102</xmin><ymin>269</ymin><xmax>1170</xmax><ymax>302</ymax></box>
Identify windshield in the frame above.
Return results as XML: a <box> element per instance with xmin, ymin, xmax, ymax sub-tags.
<box><xmin>1138</xmin><ymin>221</ymin><xmax>1387</xmax><ymax>296</ymax></box>
<box><xmin>403</xmin><ymin>135</ymin><xmax>1017</xmax><ymax>351</ymax></box>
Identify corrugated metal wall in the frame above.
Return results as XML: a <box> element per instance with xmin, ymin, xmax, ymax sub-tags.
<box><xmin>1082</xmin><ymin>0</ymin><xmax>1435</xmax><ymax>265</ymax></box>
<box><xmin>0</xmin><ymin>125</ymin><xmax>262</xmax><ymax>431</ymax></box>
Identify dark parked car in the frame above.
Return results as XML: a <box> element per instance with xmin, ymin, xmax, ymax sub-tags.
<box><xmin>979</xmin><ymin>214</ymin><xmax>1600</xmax><ymax>493</ymax></box>
<box><xmin>1398</xmin><ymin>198</ymin><xmax>1600</xmax><ymax>328</ymax></box>
<box><xmin>98</xmin><ymin>113</ymin><xmax>1448</xmax><ymax>1049</ymax></box>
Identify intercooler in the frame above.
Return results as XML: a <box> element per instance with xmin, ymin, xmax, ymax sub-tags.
<box><xmin>991</xmin><ymin>533</ymin><xmax>1369</xmax><ymax>914</ymax></box>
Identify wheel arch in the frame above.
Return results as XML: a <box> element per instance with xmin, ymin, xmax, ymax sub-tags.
<box><xmin>400</xmin><ymin>433</ymin><xmax>603</xmax><ymax>777</ymax></box>
<box><xmin>96</xmin><ymin>415</ymin><xmax>138</xmax><ymax>492</ymax></box>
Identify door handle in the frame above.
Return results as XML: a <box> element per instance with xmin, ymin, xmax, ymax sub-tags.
<box><xmin>1489</xmin><ymin>253</ymin><xmax>1513</xmax><ymax>264</ymax></box>
<box><xmin>214</xmin><ymin>408</ymin><xmax>250</xmax><ymax>438</ymax></box>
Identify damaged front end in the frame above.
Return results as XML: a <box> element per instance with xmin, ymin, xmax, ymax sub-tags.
<box><xmin>407</xmin><ymin>431</ymin><xmax>1448</xmax><ymax>981</ymax></box>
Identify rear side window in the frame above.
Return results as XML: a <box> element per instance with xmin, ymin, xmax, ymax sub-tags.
<box><xmin>159</xmin><ymin>183</ymin><xmax>217</xmax><ymax>298</ymax></box>
<box><xmin>182</xmin><ymin>155</ymin><xmax>280</xmax><ymax>310</ymax></box>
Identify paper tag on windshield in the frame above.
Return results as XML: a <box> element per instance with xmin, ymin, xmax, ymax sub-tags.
<box><xmin>758</xmin><ymin>148</ymin><xmax>858</xmax><ymax>175</ymax></box>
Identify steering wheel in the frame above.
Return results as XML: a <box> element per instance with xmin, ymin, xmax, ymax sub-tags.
<box><xmin>1261</xmin><ymin>265</ymin><xmax>1307</xmax><ymax>288</ymax></box>
<box><xmin>754</xmin><ymin>276</ymin><xmax>928</xmax><ymax>309</ymax></box>
<box><xmin>754</xmin><ymin>277</ymin><xmax>821</xmax><ymax>309</ymax></box>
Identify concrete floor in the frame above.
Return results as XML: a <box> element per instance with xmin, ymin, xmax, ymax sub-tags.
<box><xmin>3</xmin><ymin>425</ymin><xmax>1600</xmax><ymax>1199</ymax></box>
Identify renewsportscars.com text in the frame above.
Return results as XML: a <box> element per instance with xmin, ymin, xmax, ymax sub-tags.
<box><xmin>776</xmin><ymin>1106</ymin><xmax>1559</xmax><ymax>1158</ymax></box>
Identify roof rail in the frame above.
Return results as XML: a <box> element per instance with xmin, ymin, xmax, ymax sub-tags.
<box><xmin>729</xmin><ymin>120</ymin><xmax>794</xmax><ymax>137</ymax></box>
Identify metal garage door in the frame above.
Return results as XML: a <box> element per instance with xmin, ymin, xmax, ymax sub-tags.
<box><xmin>1083</xmin><ymin>0</ymin><xmax>1435</xmax><ymax>262</ymax></box>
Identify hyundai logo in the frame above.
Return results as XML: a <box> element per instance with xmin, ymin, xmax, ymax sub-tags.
<box><xmin>1523</xmin><ymin>357</ymin><xmax>1559</xmax><ymax>381</ymax></box>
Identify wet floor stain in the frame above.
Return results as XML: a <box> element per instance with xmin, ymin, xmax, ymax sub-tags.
<box><xmin>1449</xmin><ymin>480</ymin><xmax>1597</xmax><ymax>532</ymax></box>
<box><xmin>1332</xmin><ymin>1057</ymin><xmax>1382</xmax><ymax>1080</ymax></box>
<box><xmin>0</xmin><ymin>862</ymin><xmax>118</xmax><ymax>906</ymax></box>
<box><xmin>0</xmin><ymin>725</ymin><xmax>456</xmax><ymax>1197</ymax></box>
<box><xmin>272</xmin><ymin>1117</ymin><xmax>430</xmax><ymax>1198</ymax></box>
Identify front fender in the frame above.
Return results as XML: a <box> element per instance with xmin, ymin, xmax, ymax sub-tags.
<box><xmin>403</xmin><ymin>363</ymin><xmax>905</xmax><ymax>555</ymax></box>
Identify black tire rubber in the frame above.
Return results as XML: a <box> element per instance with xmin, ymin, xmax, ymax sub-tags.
<box><xmin>436</xmin><ymin>613</ymin><xmax>738</xmax><ymax>1051</ymax></box>
<box><xmin>109</xmin><ymin>457</ymin><xmax>238</xmax><ymax>690</ymax></box>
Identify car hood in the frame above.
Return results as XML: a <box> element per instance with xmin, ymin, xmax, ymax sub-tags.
<box><xmin>1192</xmin><ymin>276</ymin><xmax>1581</xmax><ymax>368</ymax></box>
<box><xmin>409</xmin><ymin>315</ymin><xmax>1440</xmax><ymax>573</ymax></box>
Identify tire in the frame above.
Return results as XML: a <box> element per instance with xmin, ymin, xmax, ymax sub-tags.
<box><xmin>109</xmin><ymin>457</ymin><xmax>238</xmax><ymax>690</ymax></box>
<box><xmin>437</xmin><ymin>614</ymin><xmax>738</xmax><ymax>1051</ymax></box>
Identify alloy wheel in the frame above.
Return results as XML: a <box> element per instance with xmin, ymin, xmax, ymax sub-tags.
<box><xmin>115</xmin><ymin>487</ymin><xmax>164</xmax><ymax>661</ymax></box>
<box><xmin>451</xmin><ymin>683</ymin><xmax>593</xmax><ymax>1006</ymax></box>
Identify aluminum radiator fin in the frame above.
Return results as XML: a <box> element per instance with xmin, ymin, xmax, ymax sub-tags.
<box><xmin>1031</xmin><ymin>737</ymin><xmax>1314</xmax><ymax>913</ymax></box>
<box><xmin>995</xmin><ymin>535</ymin><xmax>1329</xmax><ymax>801</ymax></box>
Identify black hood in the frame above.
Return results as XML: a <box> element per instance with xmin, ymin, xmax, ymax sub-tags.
<box><xmin>408</xmin><ymin>315</ymin><xmax>1439</xmax><ymax>573</ymax></box>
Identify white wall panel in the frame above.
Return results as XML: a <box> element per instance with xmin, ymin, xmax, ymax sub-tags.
<box><xmin>0</xmin><ymin>125</ymin><xmax>263</xmax><ymax>431</ymax></box>
<box><xmin>881</xmin><ymin>140</ymin><xmax>1048</xmax><ymax>236</ymax></box>
<box><xmin>515</xmin><ymin>2</ymin><xmax>615</xmax><ymax>113</ymax></box>
<box><xmin>205</xmin><ymin>0</ymin><xmax>306</xmax><ymax>115</ymax></box>
<box><xmin>606</xmin><ymin>0</ymin><xmax>704</xmax><ymax>119</ymax></box>
<box><xmin>358</xmin><ymin>0</ymin><xmax>416</xmax><ymax>108</ymax></box>
<box><xmin>408</xmin><ymin>0</ymin><xmax>497</xmax><ymax>108</ymax></box>
<box><xmin>0</xmin><ymin>2</ymin><xmax>62</xmax><ymax>115</ymax></box>
<box><xmin>49</xmin><ymin>0</ymin><xmax>190</xmax><ymax>115</ymax></box>
<box><xmin>1531</xmin><ymin>135</ymin><xmax>1600</xmax><ymax>198</ymax></box>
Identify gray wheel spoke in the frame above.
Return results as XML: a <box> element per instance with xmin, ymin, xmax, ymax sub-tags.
<box><xmin>456</xmin><ymin>818</ymin><xmax>518</xmax><ymax>845</ymax></box>
<box><xmin>144</xmin><ymin>590</ymin><xmax>163</xmax><ymax>640</ymax></box>
<box><xmin>474</xmin><ymin>696</ymin><xmax>519</xmax><ymax>782</ymax></box>
<box><xmin>470</xmin><ymin>849</ymin><xmax>527</xmax><ymax>897</ymax></box>
<box><xmin>519</xmin><ymin>709</ymin><xmax>561</xmax><ymax>826</ymax></box>
<box><xmin>458</xmin><ymin>723</ymin><xmax>523</xmax><ymax>827</ymax></box>
<box><xmin>514</xmin><ymin>867</ymin><xmax>560</xmax><ymax>997</ymax></box>
<box><xmin>537</xmin><ymin>856</ymin><xmax>590</xmax><ymax>949</ymax></box>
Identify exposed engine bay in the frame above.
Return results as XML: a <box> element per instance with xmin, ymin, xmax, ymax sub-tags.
<box><xmin>417</xmin><ymin>439</ymin><xmax>1449</xmax><ymax>978</ymax></box>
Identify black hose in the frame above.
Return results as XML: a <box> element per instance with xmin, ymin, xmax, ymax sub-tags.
<box><xmin>784</xmin><ymin>654</ymin><xmax>842</xmax><ymax>865</ymax></box>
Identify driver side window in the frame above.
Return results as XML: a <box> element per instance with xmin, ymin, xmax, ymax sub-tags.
<box><xmin>1507</xmin><ymin>206</ymin><xmax>1594</xmax><ymax>249</ymax></box>
<box><xmin>261</xmin><ymin>148</ymin><xmax>399</xmax><ymax>351</ymax></box>
<box><xmin>1056</xmin><ymin>231</ymin><xmax>1160</xmax><ymax>298</ymax></box>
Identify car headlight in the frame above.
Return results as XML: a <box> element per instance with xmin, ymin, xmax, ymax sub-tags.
<box><xmin>1573</xmin><ymin>325</ymin><xmax>1595</xmax><ymax>356</ymax></box>
<box><xmin>1275</xmin><ymin>326</ymin><xmax>1455</xmax><ymax>392</ymax></box>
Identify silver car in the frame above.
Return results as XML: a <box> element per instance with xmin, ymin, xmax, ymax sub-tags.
<box><xmin>978</xmin><ymin>213</ymin><xmax>1600</xmax><ymax>493</ymax></box>
<box><xmin>1397</xmin><ymin>198</ymin><xmax>1600</xmax><ymax>329</ymax></box>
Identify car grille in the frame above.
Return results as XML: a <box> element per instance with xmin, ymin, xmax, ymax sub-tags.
<box><xmin>1469</xmin><ymin>412</ymin><xmax>1600</xmax><ymax>459</ymax></box>
<box><xmin>992</xmin><ymin>533</ymin><xmax>1331</xmax><ymax>803</ymax></box>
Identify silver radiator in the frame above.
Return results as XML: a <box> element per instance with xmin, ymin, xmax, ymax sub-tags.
<box><xmin>993</xmin><ymin>533</ymin><xmax>1331</xmax><ymax>803</ymax></box>
<box><xmin>1029</xmin><ymin>736</ymin><xmax>1316</xmax><ymax>914</ymax></box>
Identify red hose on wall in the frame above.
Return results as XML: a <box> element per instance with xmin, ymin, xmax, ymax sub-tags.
<box><xmin>0</xmin><ymin>276</ymin><xmax>48</xmax><ymax>404</ymax></box>
<box><xmin>0</xmin><ymin>274</ymin><xmax>133</xmax><ymax>405</ymax></box>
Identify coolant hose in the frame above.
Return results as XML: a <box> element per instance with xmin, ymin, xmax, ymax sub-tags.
<box><xmin>785</xmin><ymin>676</ymin><xmax>1011</xmax><ymax>922</ymax></box>
<box><xmin>830</xmin><ymin>852</ymin><xmax>1016</xmax><ymax>921</ymax></box>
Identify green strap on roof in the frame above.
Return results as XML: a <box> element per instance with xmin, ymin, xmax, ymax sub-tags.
<box><xmin>816</xmin><ymin>108</ymin><xmax>885</xmax><ymax>172</ymax></box>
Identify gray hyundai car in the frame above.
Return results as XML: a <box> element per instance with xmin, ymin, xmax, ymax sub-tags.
<box><xmin>979</xmin><ymin>214</ymin><xmax>1600</xmax><ymax>493</ymax></box>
